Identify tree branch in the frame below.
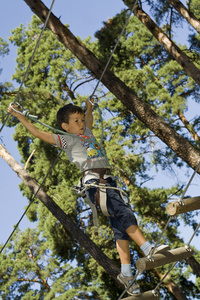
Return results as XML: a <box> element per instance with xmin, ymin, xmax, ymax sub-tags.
<box><xmin>167</xmin><ymin>0</ymin><xmax>200</xmax><ymax>34</ymax></box>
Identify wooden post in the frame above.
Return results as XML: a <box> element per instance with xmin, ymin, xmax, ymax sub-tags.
<box><xmin>166</xmin><ymin>196</ymin><xmax>200</xmax><ymax>216</ymax></box>
<box><xmin>136</xmin><ymin>247</ymin><xmax>193</xmax><ymax>273</ymax></box>
<box><xmin>121</xmin><ymin>290</ymin><xmax>160</xmax><ymax>300</ymax></box>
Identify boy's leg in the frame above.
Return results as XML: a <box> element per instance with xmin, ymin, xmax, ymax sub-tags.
<box><xmin>126</xmin><ymin>225</ymin><xmax>153</xmax><ymax>256</ymax></box>
<box><xmin>116</xmin><ymin>239</ymin><xmax>141</xmax><ymax>295</ymax></box>
<box><xmin>126</xmin><ymin>225</ymin><xmax>146</xmax><ymax>247</ymax></box>
<box><xmin>126</xmin><ymin>225</ymin><xmax>169</xmax><ymax>256</ymax></box>
<box><xmin>116</xmin><ymin>239</ymin><xmax>130</xmax><ymax>265</ymax></box>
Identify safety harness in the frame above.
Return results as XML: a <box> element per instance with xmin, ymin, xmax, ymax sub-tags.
<box><xmin>72</xmin><ymin>169</ymin><xmax>112</xmax><ymax>235</ymax></box>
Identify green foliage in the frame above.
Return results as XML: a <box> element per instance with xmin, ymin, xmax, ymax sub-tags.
<box><xmin>1</xmin><ymin>1</ymin><xmax>200</xmax><ymax>298</ymax></box>
<box><xmin>0</xmin><ymin>37</ymin><xmax>9</xmax><ymax>56</ymax></box>
<box><xmin>0</xmin><ymin>228</ymin><xmax>116</xmax><ymax>299</ymax></box>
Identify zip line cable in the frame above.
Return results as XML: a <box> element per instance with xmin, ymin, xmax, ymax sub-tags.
<box><xmin>0</xmin><ymin>150</ymin><xmax>62</xmax><ymax>254</ymax></box>
<box><xmin>0</xmin><ymin>0</ymin><xmax>56</xmax><ymax>134</ymax></box>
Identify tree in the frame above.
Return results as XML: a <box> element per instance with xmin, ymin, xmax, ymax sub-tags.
<box><xmin>0</xmin><ymin>227</ymin><xmax>115</xmax><ymax>299</ymax></box>
<box><xmin>1</xmin><ymin>0</ymin><xmax>200</xmax><ymax>298</ymax></box>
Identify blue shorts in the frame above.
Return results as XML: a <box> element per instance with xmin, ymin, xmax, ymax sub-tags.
<box><xmin>85</xmin><ymin>177</ymin><xmax>137</xmax><ymax>240</ymax></box>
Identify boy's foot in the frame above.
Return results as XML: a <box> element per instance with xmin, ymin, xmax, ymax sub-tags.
<box><xmin>147</xmin><ymin>245</ymin><xmax>170</xmax><ymax>257</ymax></box>
<box><xmin>117</xmin><ymin>273</ymin><xmax>141</xmax><ymax>296</ymax></box>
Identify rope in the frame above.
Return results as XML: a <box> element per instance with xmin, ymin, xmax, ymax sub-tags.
<box><xmin>89</xmin><ymin>97</ymin><xmax>104</xmax><ymax>147</ymax></box>
<box><xmin>0</xmin><ymin>150</ymin><xmax>62</xmax><ymax>254</ymax></box>
<box><xmin>186</xmin><ymin>221</ymin><xmax>200</xmax><ymax>247</ymax></box>
<box><xmin>0</xmin><ymin>0</ymin><xmax>56</xmax><ymax>134</ymax></box>
<box><xmin>84</xmin><ymin>181</ymin><xmax>129</xmax><ymax>203</ymax></box>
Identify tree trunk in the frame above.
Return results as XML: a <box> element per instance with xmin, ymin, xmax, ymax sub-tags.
<box><xmin>0</xmin><ymin>144</ymin><xmax>120</xmax><ymax>284</ymax></box>
<box><xmin>186</xmin><ymin>256</ymin><xmax>200</xmax><ymax>277</ymax></box>
<box><xmin>167</xmin><ymin>0</ymin><xmax>200</xmax><ymax>33</ymax></box>
<box><xmin>164</xmin><ymin>277</ymin><xmax>188</xmax><ymax>300</ymax></box>
<box><xmin>23</xmin><ymin>0</ymin><xmax>200</xmax><ymax>175</ymax></box>
<box><xmin>125</xmin><ymin>2</ymin><xmax>200</xmax><ymax>86</ymax></box>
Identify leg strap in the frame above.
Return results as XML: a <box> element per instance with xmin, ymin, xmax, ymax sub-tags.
<box><xmin>84</xmin><ymin>195</ymin><xmax>99</xmax><ymax>235</ymax></box>
<box><xmin>99</xmin><ymin>183</ymin><xmax>111</xmax><ymax>217</ymax></box>
<box><xmin>95</xmin><ymin>178</ymin><xmax>112</xmax><ymax>217</ymax></box>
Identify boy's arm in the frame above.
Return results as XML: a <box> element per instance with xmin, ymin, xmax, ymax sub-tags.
<box><xmin>8</xmin><ymin>105</ymin><xmax>57</xmax><ymax>145</ymax></box>
<box><xmin>85</xmin><ymin>98</ymin><xmax>94</xmax><ymax>130</ymax></box>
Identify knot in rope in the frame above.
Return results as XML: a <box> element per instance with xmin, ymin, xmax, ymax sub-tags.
<box><xmin>9</xmin><ymin>102</ymin><xmax>39</xmax><ymax>120</ymax></box>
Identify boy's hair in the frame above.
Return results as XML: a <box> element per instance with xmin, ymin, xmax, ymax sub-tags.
<box><xmin>57</xmin><ymin>103</ymin><xmax>84</xmax><ymax>129</ymax></box>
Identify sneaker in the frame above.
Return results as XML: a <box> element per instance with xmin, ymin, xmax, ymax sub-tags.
<box><xmin>147</xmin><ymin>245</ymin><xmax>170</xmax><ymax>257</ymax></box>
<box><xmin>117</xmin><ymin>273</ymin><xmax>141</xmax><ymax>296</ymax></box>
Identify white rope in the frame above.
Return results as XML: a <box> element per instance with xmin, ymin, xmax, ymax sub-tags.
<box><xmin>84</xmin><ymin>181</ymin><xmax>129</xmax><ymax>203</ymax></box>
<box><xmin>0</xmin><ymin>0</ymin><xmax>56</xmax><ymax>133</ymax></box>
<box><xmin>9</xmin><ymin>102</ymin><xmax>38</xmax><ymax>119</ymax></box>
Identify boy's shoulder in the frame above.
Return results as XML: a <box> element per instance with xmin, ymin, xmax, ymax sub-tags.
<box><xmin>53</xmin><ymin>127</ymin><xmax>94</xmax><ymax>149</ymax></box>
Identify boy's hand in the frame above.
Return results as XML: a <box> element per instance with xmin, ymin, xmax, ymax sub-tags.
<box><xmin>85</xmin><ymin>98</ymin><xmax>94</xmax><ymax>130</ymax></box>
<box><xmin>7</xmin><ymin>104</ymin><xmax>20</xmax><ymax>117</ymax></box>
<box><xmin>86</xmin><ymin>97</ymin><xmax>94</xmax><ymax>109</ymax></box>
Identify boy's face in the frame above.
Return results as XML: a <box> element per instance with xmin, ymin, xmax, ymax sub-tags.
<box><xmin>61</xmin><ymin>112</ymin><xmax>85</xmax><ymax>134</ymax></box>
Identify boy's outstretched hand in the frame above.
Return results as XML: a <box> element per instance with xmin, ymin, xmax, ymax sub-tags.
<box><xmin>85</xmin><ymin>98</ymin><xmax>94</xmax><ymax>130</ymax></box>
<box><xmin>7</xmin><ymin>104</ymin><xmax>20</xmax><ymax>117</ymax></box>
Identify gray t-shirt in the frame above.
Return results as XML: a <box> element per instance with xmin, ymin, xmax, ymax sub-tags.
<box><xmin>53</xmin><ymin>127</ymin><xmax>109</xmax><ymax>180</ymax></box>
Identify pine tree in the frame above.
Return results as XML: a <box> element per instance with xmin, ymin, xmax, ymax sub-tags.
<box><xmin>1</xmin><ymin>0</ymin><xmax>200</xmax><ymax>298</ymax></box>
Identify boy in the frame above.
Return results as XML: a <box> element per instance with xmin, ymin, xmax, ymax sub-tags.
<box><xmin>8</xmin><ymin>100</ymin><xmax>169</xmax><ymax>295</ymax></box>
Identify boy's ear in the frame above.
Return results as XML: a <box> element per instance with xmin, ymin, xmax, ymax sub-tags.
<box><xmin>61</xmin><ymin>122</ymin><xmax>68</xmax><ymax>131</ymax></box>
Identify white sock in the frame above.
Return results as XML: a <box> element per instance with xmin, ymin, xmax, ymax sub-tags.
<box><xmin>121</xmin><ymin>264</ymin><xmax>132</xmax><ymax>277</ymax></box>
<box><xmin>140</xmin><ymin>241</ymin><xmax>152</xmax><ymax>256</ymax></box>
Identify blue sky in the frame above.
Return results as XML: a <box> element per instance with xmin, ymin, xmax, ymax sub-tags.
<box><xmin>0</xmin><ymin>0</ymin><xmax>199</xmax><ymax>254</ymax></box>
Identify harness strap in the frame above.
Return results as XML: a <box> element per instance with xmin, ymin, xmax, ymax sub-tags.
<box><xmin>99</xmin><ymin>183</ymin><xmax>111</xmax><ymax>217</ymax></box>
<box><xmin>72</xmin><ymin>180</ymin><xmax>99</xmax><ymax>235</ymax></box>
<box><xmin>92</xmin><ymin>172</ymin><xmax>112</xmax><ymax>217</ymax></box>
<box><xmin>84</xmin><ymin>195</ymin><xmax>98</xmax><ymax>235</ymax></box>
